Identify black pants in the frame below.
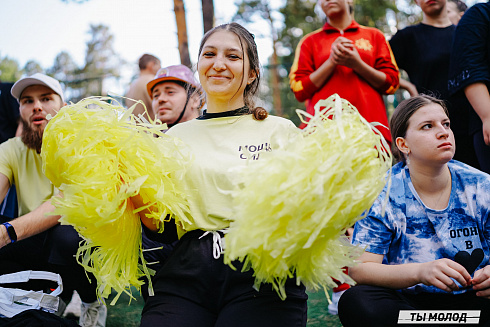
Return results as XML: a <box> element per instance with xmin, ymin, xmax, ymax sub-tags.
<box><xmin>140</xmin><ymin>230</ymin><xmax>308</xmax><ymax>327</ymax></box>
<box><xmin>140</xmin><ymin>227</ymin><xmax>176</xmax><ymax>301</ymax></box>
<box><xmin>339</xmin><ymin>285</ymin><xmax>490</xmax><ymax>327</ymax></box>
<box><xmin>0</xmin><ymin>224</ymin><xmax>97</xmax><ymax>303</ymax></box>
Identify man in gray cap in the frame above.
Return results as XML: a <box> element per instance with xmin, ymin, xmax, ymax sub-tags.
<box><xmin>0</xmin><ymin>73</ymin><xmax>106</xmax><ymax>327</ymax></box>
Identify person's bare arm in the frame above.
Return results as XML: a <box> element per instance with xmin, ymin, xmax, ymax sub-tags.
<box><xmin>472</xmin><ymin>265</ymin><xmax>490</xmax><ymax>298</ymax></box>
<box><xmin>398</xmin><ymin>79</ymin><xmax>419</xmax><ymax>96</ymax></box>
<box><xmin>0</xmin><ymin>173</ymin><xmax>9</xmax><ymax>207</ymax></box>
<box><xmin>309</xmin><ymin>56</ymin><xmax>337</xmax><ymax>89</ymax></box>
<box><xmin>0</xmin><ymin>198</ymin><xmax>60</xmax><ymax>248</ymax></box>
<box><xmin>465</xmin><ymin>82</ymin><xmax>490</xmax><ymax>145</ymax></box>
<box><xmin>130</xmin><ymin>193</ymin><xmax>159</xmax><ymax>231</ymax></box>
<box><xmin>350</xmin><ymin>251</ymin><xmax>471</xmax><ymax>292</ymax></box>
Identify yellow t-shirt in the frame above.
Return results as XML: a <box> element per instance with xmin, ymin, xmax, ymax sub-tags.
<box><xmin>0</xmin><ymin>137</ymin><xmax>56</xmax><ymax>216</ymax></box>
<box><xmin>166</xmin><ymin>113</ymin><xmax>299</xmax><ymax>237</ymax></box>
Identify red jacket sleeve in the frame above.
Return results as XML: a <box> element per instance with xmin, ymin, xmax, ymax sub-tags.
<box><xmin>373</xmin><ymin>30</ymin><xmax>399</xmax><ymax>95</ymax></box>
<box><xmin>289</xmin><ymin>31</ymin><xmax>322</xmax><ymax>103</ymax></box>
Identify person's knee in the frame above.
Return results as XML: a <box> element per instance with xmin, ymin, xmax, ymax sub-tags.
<box><xmin>338</xmin><ymin>285</ymin><xmax>382</xmax><ymax>326</ymax></box>
<box><xmin>47</xmin><ymin>225</ymin><xmax>81</xmax><ymax>261</ymax></box>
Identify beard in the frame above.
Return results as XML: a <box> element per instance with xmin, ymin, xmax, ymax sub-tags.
<box><xmin>21</xmin><ymin>118</ymin><xmax>44</xmax><ymax>154</ymax></box>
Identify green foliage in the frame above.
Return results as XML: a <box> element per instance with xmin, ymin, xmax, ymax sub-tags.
<box><xmin>278</xmin><ymin>0</ymin><xmax>324</xmax><ymax>57</ymax></box>
<box><xmin>353</xmin><ymin>0</ymin><xmax>397</xmax><ymax>30</ymax></box>
<box><xmin>234</xmin><ymin>0</ymin><xmax>271</xmax><ymax>22</ymax></box>
<box><xmin>276</xmin><ymin>0</ymin><xmax>324</xmax><ymax>125</ymax></box>
<box><xmin>69</xmin><ymin>24</ymin><xmax>123</xmax><ymax>100</ymax></box>
<box><xmin>47</xmin><ymin>51</ymin><xmax>79</xmax><ymax>82</ymax></box>
<box><xmin>48</xmin><ymin>24</ymin><xmax>123</xmax><ymax>102</ymax></box>
<box><xmin>233</xmin><ymin>0</ymin><xmax>322</xmax><ymax>125</ymax></box>
<box><xmin>0</xmin><ymin>55</ymin><xmax>21</xmax><ymax>82</ymax></box>
<box><xmin>0</xmin><ymin>23</ymin><xmax>122</xmax><ymax>102</ymax></box>
<box><xmin>23</xmin><ymin>60</ymin><xmax>44</xmax><ymax>76</ymax></box>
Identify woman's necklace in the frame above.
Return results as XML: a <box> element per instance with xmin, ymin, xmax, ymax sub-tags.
<box><xmin>414</xmin><ymin>173</ymin><xmax>451</xmax><ymax>210</ymax></box>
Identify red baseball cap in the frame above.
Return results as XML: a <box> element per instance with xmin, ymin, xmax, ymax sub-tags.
<box><xmin>146</xmin><ymin>65</ymin><xmax>202</xmax><ymax>98</ymax></box>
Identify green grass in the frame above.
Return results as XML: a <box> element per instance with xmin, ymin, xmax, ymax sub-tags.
<box><xmin>306</xmin><ymin>291</ymin><xmax>342</xmax><ymax>326</ymax></box>
<box><xmin>106</xmin><ymin>289</ymin><xmax>144</xmax><ymax>327</ymax></box>
<box><xmin>103</xmin><ymin>288</ymin><xmax>342</xmax><ymax>327</ymax></box>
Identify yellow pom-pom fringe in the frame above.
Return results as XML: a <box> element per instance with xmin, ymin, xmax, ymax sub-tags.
<box><xmin>224</xmin><ymin>94</ymin><xmax>392</xmax><ymax>300</ymax></box>
<box><xmin>41</xmin><ymin>97</ymin><xmax>191</xmax><ymax>304</ymax></box>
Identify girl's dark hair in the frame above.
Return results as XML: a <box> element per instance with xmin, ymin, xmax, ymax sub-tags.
<box><xmin>197</xmin><ymin>22</ymin><xmax>268</xmax><ymax>121</ymax></box>
<box><xmin>390</xmin><ymin>94</ymin><xmax>449</xmax><ymax>164</ymax></box>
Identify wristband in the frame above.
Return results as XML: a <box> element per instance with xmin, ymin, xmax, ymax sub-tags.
<box><xmin>2</xmin><ymin>222</ymin><xmax>17</xmax><ymax>243</ymax></box>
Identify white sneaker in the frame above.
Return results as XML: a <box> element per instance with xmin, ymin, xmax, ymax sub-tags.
<box><xmin>79</xmin><ymin>300</ymin><xmax>107</xmax><ymax>327</ymax></box>
<box><xmin>63</xmin><ymin>290</ymin><xmax>82</xmax><ymax>318</ymax></box>
<box><xmin>328</xmin><ymin>289</ymin><xmax>346</xmax><ymax>315</ymax></box>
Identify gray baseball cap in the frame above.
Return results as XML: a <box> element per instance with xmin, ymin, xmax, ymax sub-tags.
<box><xmin>11</xmin><ymin>73</ymin><xmax>64</xmax><ymax>103</ymax></box>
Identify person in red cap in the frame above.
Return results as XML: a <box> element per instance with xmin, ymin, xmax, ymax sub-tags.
<box><xmin>147</xmin><ymin>64</ymin><xmax>204</xmax><ymax>128</ymax></box>
<box><xmin>139</xmin><ymin>64</ymin><xmax>205</xmax><ymax>301</ymax></box>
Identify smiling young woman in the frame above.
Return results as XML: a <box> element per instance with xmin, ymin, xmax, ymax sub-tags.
<box><xmin>137</xmin><ymin>23</ymin><xmax>307</xmax><ymax>327</ymax></box>
<box><xmin>197</xmin><ymin>29</ymin><xmax>255</xmax><ymax>111</ymax></box>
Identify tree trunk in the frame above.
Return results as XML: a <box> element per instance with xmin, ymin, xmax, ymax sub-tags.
<box><xmin>264</xmin><ymin>4</ymin><xmax>283</xmax><ymax>116</ymax></box>
<box><xmin>174</xmin><ymin>0</ymin><xmax>192</xmax><ymax>67</ymax></box>
<box><xmin>270</xmin><ymin>42</ymin><xmax>283</xmax><ymax>116</ymax></box>
<box><xmin>202</xmin><ymin>0</ymin><xmax>214</xmax><ymax>34</ymax></box>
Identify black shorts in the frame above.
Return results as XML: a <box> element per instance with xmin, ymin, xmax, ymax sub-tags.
<box><xmin>141</xmin><ymin>230</ymin><xmax>308</xmax><ymax>327</ymax></box>
<box><xmin>339</xmin><ymin>284</ymin><xmax>490</xmax><ymax>327</ymax></box>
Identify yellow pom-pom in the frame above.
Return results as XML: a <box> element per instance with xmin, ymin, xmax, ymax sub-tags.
<box><xmin>224</xmin><ymin>94</ymin><xmax>392</xmax><ymax>299</ymax></box>
<box><xmin>41</xmin><ymin>97</ymin><xmax>191</xmax><ymax>303</ymax></box>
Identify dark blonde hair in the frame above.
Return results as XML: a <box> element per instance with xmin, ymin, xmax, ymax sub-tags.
<box><xmin>197</xmin><ymin>22</ymin><xmax>268</xmax><ymax>121</ymax></box>
<box><xmin>390</xmin><ymin>94</ymin><xmax>449</xmax><ymax>164</ymax></box>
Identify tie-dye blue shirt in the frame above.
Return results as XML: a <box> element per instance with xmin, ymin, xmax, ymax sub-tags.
<box><xmin>353</xmin><ymin>160</ymin><xmax>490</xmax><ymax>294</ymax></box>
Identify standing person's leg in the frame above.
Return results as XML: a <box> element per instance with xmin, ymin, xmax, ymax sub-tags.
<box><xmin>454</xmin><ymin>132</ymin><xmax>480</xmax><ymax>169</ymax></box>
<box><xmin>473</xmin><ymin>130</ymin><xmax>490</xmax><ymax>174</ymax></box>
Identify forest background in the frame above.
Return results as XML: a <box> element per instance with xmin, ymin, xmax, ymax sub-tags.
<box><xmin>0</xmin><ymin>0</ymin><xmax>484</xmax><ymax>126</ymax></box>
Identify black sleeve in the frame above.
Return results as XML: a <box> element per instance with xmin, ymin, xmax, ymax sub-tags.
<box><xmin>141</xmin><ymin>217</ymin><xmax>179</xmax><ymax>244</ymax></box>
<box><xmin>448</xmin><ymin>3</ymin><xmax>490</xmax><ymax>95</ymax></box>
<box><xmin>389</xmin><ymin>29</ymin><xmax>406</xmax><ymax>70</ymax></box>
<box><xmin>0</xmin><ymin>82</ymin><xmax>20</xmax><ymax>144</ymax></box>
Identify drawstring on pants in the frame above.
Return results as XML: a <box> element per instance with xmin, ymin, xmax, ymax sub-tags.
<box><xmin>199</xmin><ymin>230</ymin><xmax>226</xmax><ymax>259</ymax></box>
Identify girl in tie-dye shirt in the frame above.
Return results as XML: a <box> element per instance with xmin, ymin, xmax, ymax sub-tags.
<box><xmin>339</xmin><ymin>95</ymin><xmax>490</xmax><ymax>327</ymax></box>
